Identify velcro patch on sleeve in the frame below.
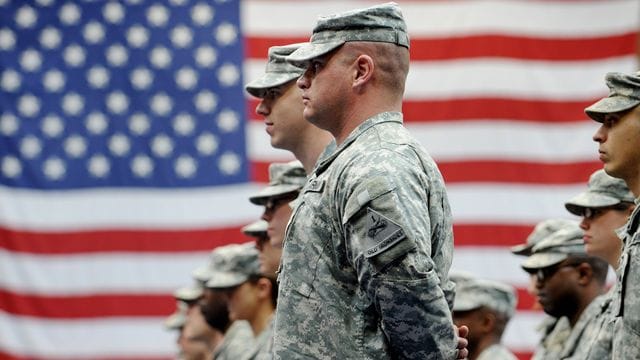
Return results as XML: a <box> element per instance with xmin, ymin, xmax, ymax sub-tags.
<box><xmin>364</xmin><ymin>208</ymin><xmax>406</xmax><ymax>258</ymax></box>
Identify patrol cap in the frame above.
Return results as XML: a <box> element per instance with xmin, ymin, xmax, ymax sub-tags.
<box><xmin>451</xmin><ymin>272</ymin><xmax>517</xmax><ymax>318</ymax></box>
<box><xmin>510</xmin><ymin>218</ymin><xmax>577</xmax><ymax>256</ymax></box>
<box><xmin>585</xmin><ymin>71</ymin><xmax>640</xmax><ymax>123</ymax></box>
<box><xmin>192</xmin><ymin>242</ymin><xmax>249</xmax><ymax>283</ymax></box>
<box><xmin>205</xmin><ymin>242</ymin><xmax>261</xmax><ymax>289</ymax></box>
<box><xmin>241</xmin><ymin>219</ymin><xmax>268</xmax><ymax>238</ymax></box>
<box><xmin>565</xmin><ymin>169</ymin><xmax>635</xmax><ymax>216</ymax></box>
<box><xmin>521</xmin><ymin>223</ymin><xmax>585</xmax><ymax>271</ymax></box>
<box><xmin>245</xmin><ymin>43</ymin><xmax>305</xmax><ymax>98</ymax></box>
<box><xmin>249</xmin><ymin>160</ymin><xmax>306</xmax><ymax>205</ymax></box>
<box><xmin>164</xmin><ymin>301</ymin><xmax>188</xmax><ymax>330</ymax></box>
<box><xmin>173</xmin><ymin>284</ymin><xmax>203</xmax><ymax>302</ymax></box>
<box><xmin>286</xmin><ymin>2</ymin><xmax>409</xmax><ymax>67</ymax></box>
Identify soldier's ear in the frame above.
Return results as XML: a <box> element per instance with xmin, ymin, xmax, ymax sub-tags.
<box><xmin>353</xmin><ymin>54</ymin><xmax>374</xmax><ymax>90</ymax></box>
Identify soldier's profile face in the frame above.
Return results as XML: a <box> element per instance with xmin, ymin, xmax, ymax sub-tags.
<box><xmin>593</xmin><ymin>106</ymin><xmax>640</xmax><ymax>183</ymax></box>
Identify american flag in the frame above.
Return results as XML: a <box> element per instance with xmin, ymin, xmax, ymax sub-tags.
<box><xmin>0</xmin><ymin>0</ymin><xmax>637</xmax><ymax>359</ymax></box>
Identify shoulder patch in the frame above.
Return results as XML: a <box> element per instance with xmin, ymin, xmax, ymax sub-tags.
<box><xmin>364</xmin><ymin>208</ymin><xmax>406</xmax><ymax>258</ymax></box>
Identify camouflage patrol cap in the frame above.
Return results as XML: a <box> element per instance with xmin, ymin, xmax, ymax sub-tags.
<box><xmin>241</xmin><ymin>219</ymin><xmax>268</xmax><ymax>238</ymax></box>
<box><xmin>451</xmin><ymin>272</ymin><xmax>517</xmax><ymax>318</ymax></box>
<box><xmin>245</xmin><ymin>43</ymin><xmax>306</xmax><ymax>98</ymax></box>
<box><xmin>565</xmin><ymin>169</ymin><xmax>635</xmax><ymax>216</ymax></box>
<box><xmin>521</xmin><ymin>223</ymin><xmax>585</xmax><ymax>271</ymax></box>
<box><xmin>191</xmin><ymin>242</ymin><xmax>247</xmax><ymax>284</ymax></box>
<box><xmin>173</xmin><ymin>284</ymin><xmax>204</xmax><ymax>302</ymax></box>
<box><xmin>286</xmin><ymin>2</ymin><xmax>409</xmax><ymax>67</ymax></box>
<box><xmin>585</xmin><ymin>71</ymin><xmax>640</xmax><ymax>123</ymax></box>
<box><xmin>205</xmin><ymin>242</ymin><xmax>261</xmax><ymax>289</ymax></box>
<box><xmin>249</xmin><ymin>160</ymin><xmax>306</xmax><ymax>205</ymax></box>
<box><xmin>510</xmin><ymin>218</ymin><xmax>577</xmax><ymax>256</ymax></box>
<box><xmin>164</xmin><ymin>301</ymin><xmax>188</xmax><ymax>330</ymax></box>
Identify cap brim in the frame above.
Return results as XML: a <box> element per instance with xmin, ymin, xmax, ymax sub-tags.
<box><xmin>564</xmin><ymin>192</ymin><xmax>621</xmax><ymax>216</ymax></box>
<box><xmin>245</xmin><ymin>73</ymin><xmax>300</xmax><ymax>98</ymax></box>
<box><xmin>286</xmin><ymin>40</ymin><xmax>345</xmax><ymax>67</ymax></box>
<box><xmin>173</xmin><ymin>286</ymin><xmax>203</xmax><ymax>302</ymax></box>
<box><xmin>206</xmin><ymin>271</ymin><xmax>248</xmax><ymax>289</ymax></box>
<box><xmin>521</xmin><ymin>252</ymin><xmax>568</xmax><ymax>270</ymax></box>
<box><xmin>249</xmin><ymin>185</ymin><xmax>300</xmax><ymax>205</ymax></box>
<box><xmin>510</xmin><ymin>243</ymin><xmax>534</xmax><ymax>256</ymax></box>
<box><xmin>585</xmin><ymin>95</ymin><xmax>640</xmax><ymax>123</ymax></box>
<box><xmin>164</xmin><ymin>312</ymin><xmax>186</xmax><ymax>330</ymax></box>
<box><xmin>242</xmin><ymin>220</ymin><xmax>268</xmax><ymax>236</ymax></box>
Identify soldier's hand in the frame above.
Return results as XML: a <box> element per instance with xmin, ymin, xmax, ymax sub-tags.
<box><xmin>455</xmin><ymin>324</ymin><xmax>469</xmax><ymax>359</ymax></box>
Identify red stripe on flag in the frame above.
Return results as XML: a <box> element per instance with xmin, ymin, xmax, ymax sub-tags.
<box><xmin>248</xmin><ymin>98</ymin><xmax>600</xmax><ymax>123</ymax></box>
<box><xmin>251</xmin><ymin>160</ymin><xmax>601</xmax><ymax>185</ymax></box>
<box><xmin>246</xmin><ymin>33</ymin><xmax>637</xmax><ymax>61</ymax></box>
<box><xmin>439</xmin><ymin>160</ymin><xmax>601</xmax><ymax>184</ymax></box>
<box><xmin>0</xmin><ymin>226</ymin><xmax>248</xmax><ymax>254</ymax></box>
<box><xmin>0</xmin><ymin>289</ymin><xmax>174</xmax><ymax>318</ymax></box>
<box><xmin>0</xmin><ymin>286</ymin><xmax>541</xmax><ymax>319</ymax></box>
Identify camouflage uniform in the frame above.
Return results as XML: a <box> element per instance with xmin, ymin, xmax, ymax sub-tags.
<box><xmin>610</xmin><ymin>203</ymin><xmax>640</xmax><ymax>359</ymax></box>
<box><xmin>245</xmin><ymin>316</ymin><xmax>274</xmax><ymax>360</ymax></box>
<box><xmin>213</xmin><ymin>320</ymin><xmax>255</xmax><ymax>360</ymax></box>
<box><xmin>532</xmin><ymin>316</ymin><xmax>571</xmax><ymax>360</ymax></box>
<box><xmin>584</xmin><ymin>71</ymin><xmax>640</xmax><ymax>359</ymax></box>
<box><xmin>274</xmin><ymin>111</ymin><xmax>457</xmax><ymax>359</ymax></box>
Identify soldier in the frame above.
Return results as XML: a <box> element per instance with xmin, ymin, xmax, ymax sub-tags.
<box><xmin>566</xmin><ymin>169</ymin><xmax>635</xmax><ymax>267</ymax></box>
<box><xmin>246</xmin><ymin>44</ymin><xmax>332</xmax><ymax>173</ymax></box>
<box><xmin>450</xmin><ymin>272</ymin><xmax>518</xmax><ymax>360</ymax></box>
<box><xmin>198</xmin><ymin>244</ymin><xmax>255</xmax><ymax>360</ymax></box>
<box><xmin>560</xmin><ymin>168</ymin><xmax>635</xmax><ymax>359</ymax></box>
<box><xmin>164</xmin><ymin>301</ymin><xmax>188</xmax><ymax>359</ymax></box>
<box><xmin>242</xmin><ymin>219</ymin><xmax>278</xmax><ymax>277</ymax></box>
<box><xmin>273</xmin><ymin>3</ymin><xmax>458</xmax><ymax>359</ymax></box>
<box><xmin>521</xmin><ymin>223</ymin><xmax>609</xmax><ymax>359</ymax></box>
<box><xmin>586</xmin><ymin>70</ymin><xmax>640</xmax><ymax>358</ymax></box>
<box><xmin>249</xmin><ymin>160</ymin><xmax>306</xmax><ymax>267</ymax></box>
<box><xmin>205</xmin><ymin>241</ymin><xmax>275</xmax><ymax>360</ymax></box>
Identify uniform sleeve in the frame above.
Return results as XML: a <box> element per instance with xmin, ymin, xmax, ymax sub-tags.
<box><xmin>614</xmin><ymin>238</ymin><xmax>640</xmax><ymax>358</ymax></box>
<box><xmin>339</xmin><ymin>165</ymin><xmax>457</xmax><ymax>359</ymax></box>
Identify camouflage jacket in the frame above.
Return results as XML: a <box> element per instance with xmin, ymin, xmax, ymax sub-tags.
<box><xmin>213</xmin><ymin>320</ymin><xmax>254</xmax><ymax>360</ymax></box>
<box><xmin>273</xmin><ymin>112</ymin><xmax>457</xmax><ymax>359</ymax></box>
<box><xmin>560</xmin><ymin>294</ymin><xmax>609</xmax><ymax>359</ymax></box>
<box><xmin>611</xmin><ymin>202</ymin><xmax>640</xmax><ymax>359</ymax></box>
<box><xmin>532</xmin><ymin>316</ymin><xmax>571</xmax><ymax>360</ymax></box>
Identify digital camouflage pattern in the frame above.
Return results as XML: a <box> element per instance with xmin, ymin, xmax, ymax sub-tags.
<box><xmin>564</xmin><ymin>289</ymin><xmax>615</xmax><ymax>359</ymax></box>
<box><xmin>521</xmin><ymin>223</ymin><xmax>585</xmax><ymax>271</ymax></box>
<box><xmin>249</xmin><ymin>160</ymin><xmax>307</xmax><ymax>205</ymax></box>
<box><xmin>476</xmin><ymin>344</ymin><xmax>518</xmax><ymax>360</ymax></box>
<box><xmin>244</xmin><ymin>316</ymin><xmax>274</xmax><ymax>360</ymax></box>
<box><xmin>532</xmin><ymin>316</ymin><xmax>571</xmax><ymax>360</ymax></box>
<box><xmin>451</xmin><ymin>273</ymin><xmax>517</xmax><ymax>319</ymax></box>
<box><xmin>273</xmin><ymin>112</ymin><xmax>457</xmax><ymax>359</ymax></box>
<box><xmin>205</xmin><ymin>242</ymin><xmax>261</xmax><ymax>289</ymax></box>
<box><xmin>565</xmin><ymin>169</ymin><xmax>635</xmax><ymax>216</ymax></box>
<box><xmin>611</xmin><ymin>202</ymin><xmax>640</xmax><ymax>359</ymax></box>
<box><xmin>585</xmin><ymin>71</ymin><xmax>640</xmax><ymax>123</ymax></box>
<box><xmin>245</xmin><ymin>43</ymin><xmax>305</xmax><ymax>98</ymax></box>
<box><xmin>559</xmin><ymin>294</ymin><xmax>608</xmax><ymax>359</ymax></box>
<box><xmin>287</xmin><ymin>2</ymin><xmax>410</xmax><ymax>67</ymax></box>
<box><xmin>510</xmin><ymin>218</ymin><xmax>578</xmax><ymax>256</ymax></box>
<box><xmin>213</xmin><ymin>320</ymin><xmax>255</xmax><ymax>360</ymax></box>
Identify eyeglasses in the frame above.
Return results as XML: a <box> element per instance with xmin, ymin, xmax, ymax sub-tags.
<box><xmin>582</xmin><ymin>204</ymin><xmax>632</xmax><ymax>220</ymax></box>
<box><xmin>533</xmin><ymin>262</ymin><xmax>583</xmax><ymax>283</ymax></box>
<box><xmin>264</xmin><ymin>196</ymin><xmax>296</xmax><ymax>213</ymax></box>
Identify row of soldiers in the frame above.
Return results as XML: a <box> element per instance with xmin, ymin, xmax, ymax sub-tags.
<box><xmin>160</xmin><ymin>2</ymin><xmax>640</xmax><ymax>359</ymax></box>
